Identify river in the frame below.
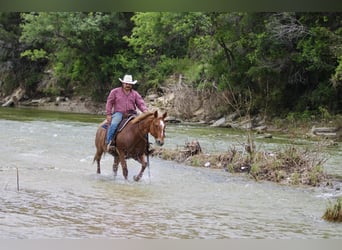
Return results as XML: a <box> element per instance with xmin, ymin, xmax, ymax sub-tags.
<box><xmin>0</xmin><ymin>108</ymin><xmax>341</xmax><ymax>239</ymax></box>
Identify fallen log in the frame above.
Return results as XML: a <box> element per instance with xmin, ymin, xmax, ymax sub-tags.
<box><xmin>311</xmin><ymin>126</ymin><xmax>338</xmax><ymax>134</ymax></box>
<box><xmin>1</xmin><ymin>87</ymin><xmax>25</xmax><ymax>107</ymax></box>
<box><xmin>310</xmin><ymin>126</ymin><xmax>340</xmax><ymax>139</ymax></box>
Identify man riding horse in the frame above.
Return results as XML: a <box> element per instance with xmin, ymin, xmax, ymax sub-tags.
<box><xmin>105</xmin><ymin>74</ymin><xmax>148</xmax><ymax>152</ymax></box>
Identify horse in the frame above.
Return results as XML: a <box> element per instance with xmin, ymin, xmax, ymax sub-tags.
<box><xmin>93</xmin><ymin>110</ymin><xmax>167</xmax><ymax>181</ymax></box>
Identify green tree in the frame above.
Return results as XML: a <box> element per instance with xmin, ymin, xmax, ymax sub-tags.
<box><xmin>2</xmin><ymin>12</ymin><xmax>342</xmax><ymax>116</ymax></box>
<box><xmin>125</xmin><ymin>12</ymin><xmax>212</xmax><ymax>90</ymax></box>
<box><xmin>20</xmin><ymin>12</ymin><xmax>135</xmax><ymax>100</ymax></box>
<box><xmin>0</xmin><ymin>12</ymin><xmax>43</xmax><ymax>96</ymax></box>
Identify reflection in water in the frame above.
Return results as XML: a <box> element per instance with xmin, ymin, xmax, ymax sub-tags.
<box><xmin>0</xmin><ymin>119</ymin><xmax>342</xmax><ymax>239</ymax></box>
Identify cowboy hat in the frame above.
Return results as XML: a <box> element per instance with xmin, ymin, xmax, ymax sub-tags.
<box><xmin>119</xmin><ymin>74</ymin><xmax>137</xmax><ymax>84</ymax></box>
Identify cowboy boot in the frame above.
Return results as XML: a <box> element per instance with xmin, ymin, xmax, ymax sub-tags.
<box><xmin>107</xmin><ymin>140</ymin><xmax>116</xmax><ymax>153</ymax></box>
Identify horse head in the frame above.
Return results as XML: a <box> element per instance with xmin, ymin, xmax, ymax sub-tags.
<box><xmin>149</xmin><ymin>110</ymin><xmax>167</xmax><ymax>146</ymax></box>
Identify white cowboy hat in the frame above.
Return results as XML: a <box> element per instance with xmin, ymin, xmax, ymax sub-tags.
<box><xmin>119</xmin><ymin>74</ymin><xmax>137</xmax><ymax>84</ymax></box>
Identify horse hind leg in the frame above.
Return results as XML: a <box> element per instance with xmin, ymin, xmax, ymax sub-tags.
<box><xmin>93</xmin><ymin>148</ymin><xmax>104</xmax><ymax>174</ymax></box>
<box><xmin>113</xmin><ymin>156</ymin><xmax>120</xmax><ymax>178</ymax></box>
<box><xmin>122</xmin><ymin>162</ymin><xmax>128</xmax><ymax>180</ymax></box>
<box><xmin>93</xmin><ymin>155</ymin><xmax>101</xmax><ymax>174</ymax></box>
<box><xmin>94</xmin><ymin>125</ymin><xmax>107</xmax><ymax>174</ymax></box>
<box><xmin>117</xmin><ymin>153</ymin><xmax>129</xmax><ymax>180</ymax></box>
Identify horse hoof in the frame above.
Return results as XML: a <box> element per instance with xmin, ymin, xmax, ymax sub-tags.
<box><xmin>133</xmin><ymin>175</ymin><xmax>140</xmax><ymax>181</ymax></box>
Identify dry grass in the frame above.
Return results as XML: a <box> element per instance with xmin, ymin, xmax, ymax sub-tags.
<box><xmin>151</xmin><ymin>141</ymin><xmax>329</xmax><ymax>187</ymax></box>
<box><xmin>322</xmin><ymin>198</ymin><xmax>342</xmax><ymax>222</ymax></box>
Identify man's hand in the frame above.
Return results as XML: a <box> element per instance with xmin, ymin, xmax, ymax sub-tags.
<box><xmin>106</xmin><ymin>115</ymin><xmax>112</xmax><ymax>125</ymax></box>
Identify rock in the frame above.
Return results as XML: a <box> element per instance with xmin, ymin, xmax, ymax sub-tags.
<box><xmin>211</xmin><ymin>117</ymin><xmax>226</xmax><ymax>127</ymax></box>
<box><xmin>146</xmin><ymin>94</ymin><xmax>159</xmax><ymax>102</ymax></box>
<box><xmin>166</xmin><ymin>116</ymin><xmax>181</xmax><ymax>123</ymax></box>
<box><xmin>263</xmin><ymin>133</ymin><xmax>273</xmax><ymax>139</ymax></box>
<box><xmin>255</xmin><ymin>125</ymin><xmax>267</xmax><ymax>133</ymax></box>
<box><xmin>193</xmin><ymin>107</ymin><xmax>205</xmax><ymax>118</ymax></box>
<box><xmin>156</xmin><ymin>93</ymin><xmax>175</xmax><ymax>106</ymax></box>
<box><xmin>55</xmin><ymin>96</ymin><xmax>62</xmax><ymax>103</ymax></box>
<box><xmin>225</xmin><ymin>112</ymin><xmax>240</xmax><ymax>121</ymax></box>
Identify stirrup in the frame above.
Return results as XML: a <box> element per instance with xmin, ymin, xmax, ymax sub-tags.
<box><xmin>107</xmin><ymin>144</ymin><xmax>116</xmax><ymax>153</ymax></box>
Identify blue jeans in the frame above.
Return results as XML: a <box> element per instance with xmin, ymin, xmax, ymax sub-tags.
<box><xmin>106</xmin><ymin>112</ymin><xmax>123</xmax><ymax>145</ymax></box>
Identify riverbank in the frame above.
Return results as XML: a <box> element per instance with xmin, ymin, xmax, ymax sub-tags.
<box><xmin>1</xmin><ymin>87</ymin><xmax>342</xmax><ymax>142</ymax></box>
<box><xmin>150</xmin><ymin>139</ymin><xmax>342</xmax><ymax>189</ymax></box>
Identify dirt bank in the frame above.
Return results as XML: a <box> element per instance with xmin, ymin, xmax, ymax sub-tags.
<box><xmin>26</xmin><ymin>96</ymin><xmax>106</xmax><ymax>115</ymax></box>
<box><xmin>1</xmin><ymin>86</ymin><xmax>341</xmax><ymax>141</ymax></box>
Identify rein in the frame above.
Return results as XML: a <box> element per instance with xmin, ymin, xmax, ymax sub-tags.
<box><xmin>146</xmin><ymin>134</ymin><xmax>151</xmax><ymax>182</ymax></box>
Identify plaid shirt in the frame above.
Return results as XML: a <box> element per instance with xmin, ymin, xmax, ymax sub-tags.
<box><xmin>106</xmin><ymin>87</ymin><xmax>147</xmax><ymax>116</ymax></box>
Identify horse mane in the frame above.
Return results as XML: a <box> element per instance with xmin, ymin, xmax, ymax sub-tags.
<box><xmin>131</xmin><ymin>111</ymin><xmax>154</xmax><ymax>124</ymax></box>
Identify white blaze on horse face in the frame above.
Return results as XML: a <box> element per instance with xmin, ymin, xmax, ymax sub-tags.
<box><xmin>160</xmin><ymin>120</ymin><xmax>165</xmax><ymax>138</ymax></box>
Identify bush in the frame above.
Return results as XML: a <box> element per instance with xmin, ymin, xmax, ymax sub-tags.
<box><xmin>322</xmin><ymin>198</ymin><xmax>342</xmax><ymax>222</ymax></box>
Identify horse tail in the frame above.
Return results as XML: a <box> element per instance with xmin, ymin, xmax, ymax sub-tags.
<box><xmin>93</xmin><ymin>119</ymin><xmax>108</xmax><ymax>163</ymax></box>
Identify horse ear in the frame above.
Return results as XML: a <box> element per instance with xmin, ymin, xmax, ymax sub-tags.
<box><xmin>162</xmin><ymin>112</ymin><xmax>167</xmax><ymax>119</ymax></box>
<box><xmin>154</xmin><ymin>110</ymin><xmax>158</xmax><ymax>118</ymax></box>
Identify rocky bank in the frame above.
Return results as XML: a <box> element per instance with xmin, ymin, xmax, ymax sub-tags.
<box><xmin>1</xmin><ymin>85</ymin><xmax>341</xmax><ymax>141</ymax></box>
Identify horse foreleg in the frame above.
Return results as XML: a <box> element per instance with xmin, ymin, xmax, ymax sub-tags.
<box><xmin>133</xmin><ymin>155</ymin><xmax>147</xmax><ymax>182</ymax></box>
<box><xmin>118</xmin><ymin>153</ymin><xmax>128</xmax><ymax>180</ymax></box>
<box><xmin>97</xmin><ymin>160</ymin><xmax>101</xmax><ymax>174</ymax></box>
<box><xmin>113</xmin><ymin>156</ymin><xmax>120</xmax><ymax>177</ymax></box>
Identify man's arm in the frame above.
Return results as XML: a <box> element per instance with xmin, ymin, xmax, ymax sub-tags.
<box><xmin>134</xmin><ymin>91</ymin><xmax>148</xmax><ymax>112</ymax></box>
<box><xmin>105</xmin><ymin>90</ymin><xmax>115</xmax><ymax>123</ymax></box>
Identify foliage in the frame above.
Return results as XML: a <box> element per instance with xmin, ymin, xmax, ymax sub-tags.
<box><xmin>322</xmin><ymin>198</ymin><xmax>342</xmax><ymax>222</ymax></box>
<box><xmin>153</xmin><ymin>142</ymin><xmax>329</xmax><ymax>187</ymax></box>
<box><xmin>126</xmin><ymin>12</ymin><xmax>210</xmax><ymax>59</ymax></box>
<box><xmin>19</xmin><ymin>12</ymin><xmax>135</xmax><ymax>100</ymax></box>
<box><xmin>20</xmin><ymin>49</ymin><xmax>48</xmax><ymax>61</ymax></box>
<box><xmin>0</xmin><ymin>12</ymin><xmax>342</xmax><ymax>116</ymax></box>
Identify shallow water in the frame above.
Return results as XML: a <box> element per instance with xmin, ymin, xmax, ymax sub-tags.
<box><xmin>0</xmin><ymin>109</ymin><xmax>342</xmax><ymax>239</ymax></box>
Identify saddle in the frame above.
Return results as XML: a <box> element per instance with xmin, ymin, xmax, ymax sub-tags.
<box><xmin>117</xmin><ymin>110</ymin><xmax>138</xmax><ymax>132</ymax></box>
<box><xmin>117</xmin><ymin>115</ymin><xmax>136</xmax><ymax>133</ymax></box>
<box><xmin>101</xmin><ymin>112</ymin><xmax>137</xmax><ymax>147</ymax></box>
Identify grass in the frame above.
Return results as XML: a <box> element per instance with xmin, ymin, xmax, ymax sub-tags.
<box><xmin>0</xmin><ymin>106</ymin><xmax>103</xmax><ymax>123</ymax></box>
<box><xmin>322</xmin><ymin>198</ymin><xmax>342</xmax><ymax>222</ymax></box>
<box><xmin>152</xmin><ymin>142</ymin><xmax>330</xmax><ymax>187</ymax></box>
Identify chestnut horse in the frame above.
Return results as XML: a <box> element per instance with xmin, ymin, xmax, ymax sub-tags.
<box><xmin>93</xmin><ymin>111</ymin><xmax>167</xmax><ymax>181</ymax></box>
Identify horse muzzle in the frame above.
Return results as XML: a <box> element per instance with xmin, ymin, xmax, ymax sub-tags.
<box><xmin>155</xmin><ymin>139</ymin><xmax>164</xmax><ymax>146</ymax></box>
